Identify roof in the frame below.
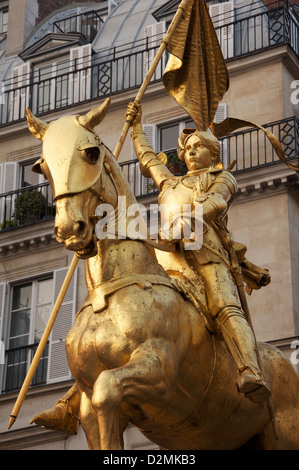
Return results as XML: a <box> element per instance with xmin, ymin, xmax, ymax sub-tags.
<box><xmin>92</xmin><ymin>0</ymin><xmax>166</xmax><ymax>52</ymax></box>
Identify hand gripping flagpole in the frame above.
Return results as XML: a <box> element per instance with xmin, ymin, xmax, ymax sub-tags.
<box><xmin>8</xmin><ymin>0</ymin><xmax>191</xmax><ymax>430</ymax></box>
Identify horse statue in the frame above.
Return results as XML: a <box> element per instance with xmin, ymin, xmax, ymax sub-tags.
<box><xmin>26</xmin><ymin>99</ymin><xmax>299</xmax><ymax>450</ymax></box>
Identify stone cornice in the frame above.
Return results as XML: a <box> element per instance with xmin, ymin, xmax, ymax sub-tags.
<box><xmin>0</xmin><ymin>219</ymin><xmax>58</xmax><ymax>259</ymax></box>
<box><xmin>235</xmin><ymin>164</ymin><xmax>299</xmax><ymax>204</ymax></box>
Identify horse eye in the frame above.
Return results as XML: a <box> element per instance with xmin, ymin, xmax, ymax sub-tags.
<box><xmin>82</xmin><ymin>147</ymin><xmax>100</xmax><ymax>164</ymax></box>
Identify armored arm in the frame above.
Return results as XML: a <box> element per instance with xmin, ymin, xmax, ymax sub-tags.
<box><xmin>127</xmin><ymin>103</ymin><xmax>173</xmax><ymax>190</ymax></box>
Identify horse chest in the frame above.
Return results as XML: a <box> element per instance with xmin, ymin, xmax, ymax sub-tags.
<box><xmin>68</xmin><ymin>306</ymin><xmax>132</xmax><ymax>373</ymax></box>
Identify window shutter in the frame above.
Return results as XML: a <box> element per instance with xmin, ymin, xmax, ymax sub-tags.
<box><xmin>0</xmin><ymin>162</ymin><xmax>17</xmax><ymax>227</ymax></box>
<box><xmin>0</xmin><ymin>282</ymin><xmax>6</xmax><ymax>342</ymax></box>
<box><xmin>214</xmin><ymin>103</ymin><xmax>228</xmax><ymax>168</ymax></box>
<box><xmin>49</xmin><ymin>63</ymin><xmax>57</xmax><ymax>111</ymax></box>
<box><xmin>144</xmin><ymin>22</ymin><xmax>166</xmax><ymax>80</ymax></box>
<box><xmin>47</xmin><ymin>266</ymin><xmax>77</xmax><ymax>384</ymax></box>
<box><xmin>0</xmin><ymin>282</ymin><xmax>6</xmax><ymax>393</ymax></box>
<box><xmin>10</xmin><ymin>63</ymin><xmax>31</xmax><ymax>121</ymax></box>
<box><xmin>0</xmin><ymin>163</ymin><xmax>3</xmax><ymax>193</ymax></box>
<box><xmin>131</xmin><ymin>124</ymin><xmax>155</xmax><ymax>197</ymax></box>
<box><xmin>69</xmin><ymin>44</ymin><xmax>91</xmax><ymax>104</ymax></box>
<box><xmin>209</xmin><ymin>1</ymin><xmax>234</xmax><ymax>59</ymax></box>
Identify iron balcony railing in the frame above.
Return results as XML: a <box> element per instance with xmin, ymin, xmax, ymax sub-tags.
<box><xmin>0</xmin><ymin>3</ymin><xmax>297</xmax><ymax>126</ymax></box>
<box><xmin>0</xmin><ymin>182</ymin><xmax>55</xmax><ymax>231</ymax></box>
<box><xmin>120</xmin><ymin>116</ymin><xmax>299</xmax><ymax>198</ymax></box>
<box><xmin>215</xmin><ymin>2</ymin><xmax>299</xmax><ymax>61</ymax></box>
<box><xmin>0</xmin><ymin>116</ymin><xmax>297</xmax><ymax>232</ymax></box>
<box><xmin>53</xmin><ymin>10</ymin><xmax>103</xmax><ymax>44</ymax></box>
<box><xmin>4</xmin><ymin>342</ymin><xmax>48</xmax><ymax>392</ymax></box>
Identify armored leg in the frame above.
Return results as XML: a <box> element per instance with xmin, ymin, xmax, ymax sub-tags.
<box><xmin>30</xmin><ymin>384</ymin><xmax>80</xmax><ymax>435</ymax></box>
<box><xmin>215</xmin><ymin>306</ymin><xmax>271</xmax><ymax>403</ymax></box>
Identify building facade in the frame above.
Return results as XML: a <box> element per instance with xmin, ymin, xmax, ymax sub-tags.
<box><xmin>0</xmin><ymin>0</ymin><xmax>298</xmax><ymax>450</ymax></box>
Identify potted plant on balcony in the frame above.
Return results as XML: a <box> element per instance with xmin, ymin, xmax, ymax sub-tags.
<box><xmin>14</xmin><ymin>189</ymin><xmax>50</xmax><ymax>225</ymax></box>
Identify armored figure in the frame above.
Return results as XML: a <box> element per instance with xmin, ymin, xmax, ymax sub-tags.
<box><xmin>127</xmin><ymin>102</ymin><xmax>270</xmax><ymax>404</ymax></box>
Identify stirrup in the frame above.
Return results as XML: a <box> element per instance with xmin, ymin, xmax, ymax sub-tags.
<box><xmin>30</xmin><ymin>399</ymin><xmax>79</xmax><ymax>435</ymax></box>
<box><xmin>237</xmin><ymin>367</ymin><xmax>271</xmax><ymax>403</ymax></box>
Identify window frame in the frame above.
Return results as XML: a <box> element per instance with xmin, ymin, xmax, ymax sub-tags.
<box><xmin>157</xmin><ymin>116</ymin><xmax>196</xmax><ymax>153</ymax></box>
<box><xmin>0</xmin><ymin>6</ymin><xmax>8</xmax><ymax>34</ymax></box>
<box><xmin>4</xmin><ymin>273</ymin><xmax>54</xmax><ymax>392</ymax></box>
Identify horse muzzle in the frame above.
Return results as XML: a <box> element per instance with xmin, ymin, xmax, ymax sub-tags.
<box><xmin>55</xmin><ymin>220</ymin><xmax>98</xmax><ymax>259</ymax></box>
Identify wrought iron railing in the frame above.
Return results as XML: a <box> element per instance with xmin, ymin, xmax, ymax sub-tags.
<box><xmin>53</xmin><ymin>10</ymin><xmax>103</xmax><ymax>43</ymax></box>
<box><xmin>0</xmin><ymin>3</ymin><xmax>297</xmax><ymax>126</ymax></box>
<box><xmin>0</xmin><ymin>182</ymin><xmax>55</xmax><ymax>231</ymax></box>
<box><xmin>0</xmin><ymin>117</ymin><xmax>297</xmax><ymax>231</ymax></box>
<box><xmin>4</xmin><ymin>342</ymin><xmax>48</xmax><ymax>392</ymax></box>
<box><xmin>222</xmin><ymin>115</ymin><xmax>299</xmax><ymax>173</ymax></box>
<box><xmin>215</xmin><ymin>2</ymin><xmax>299</xmax><ymax>60</ymax></box>
<box><xmin>119</xmin><ymin>116</ymin><xmax>299</xmax><ymax>197</ymax></box>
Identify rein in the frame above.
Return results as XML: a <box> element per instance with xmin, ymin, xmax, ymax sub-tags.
<box><xmin>88</xmin><ymin>152</ymin><xmax>176</xmax><ymax>253</ymax></box>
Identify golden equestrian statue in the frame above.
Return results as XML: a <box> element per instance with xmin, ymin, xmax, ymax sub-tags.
<box><xmin>20</xmin><ymin>97</ymin><xmax>298</xmax><ymax>450</ymax></box>
<box><xmin>8</xmin><ymin>0</ymin><xmax>299</xmax><ymax>449</ymax></box>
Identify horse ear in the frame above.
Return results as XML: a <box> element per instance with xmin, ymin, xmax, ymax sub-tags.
<box><xmin>32</xmin><ymin>158</ymin><xmax>43</xmax><ymax>175</ymax></box>
<box><xmin>78</xmin><ymin>97</ymin><xmax>111</xmax><ymax>130</ymax></box>
<box><xmin>26</xmin><ymin>108</ymin><xmax>48</xmax><ymax>141</ymax></box>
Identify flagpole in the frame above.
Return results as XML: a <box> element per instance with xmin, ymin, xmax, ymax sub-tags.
<box><xmin>113</xmin><ymin>0</ymin><xmax>190</xmax><ymax>160</ymax></box>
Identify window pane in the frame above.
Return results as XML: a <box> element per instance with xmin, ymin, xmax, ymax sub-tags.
<box><xmin>21</xmin><ymin>162</ymin><xmax>39</xmax><ymax>187</ymax></box>
<box><xmin>12</xmin><ymin>284</ymin><xmax>31</xmax><ymax>311</ymax></box>
<box><xmin>35</xmin><ymin>278</ymin><xmax>53</xmax><ymax>342</ymax></box>
<box><xmin>35</xmin><ymin>304</ymin><xmax>52</xmax><ymax>342</ymax></box>
<box><xmin>5</xmin><ymin>347</ymin><xmax>28</xmax><ymax>391</ymax></box>
<box><xmin>37</xmin><ymin>278</ymin><xmax>53</xmax><ymax>305</ymax></box>
<box><xmin>160</xmin><ymin>124</ymin><xmax>180</xmax><ymax>151</ymax></box>
<box><xmin>10</xmin><ymin>309</ymin><xmax>30</xmax><ymax>338</ymax></box>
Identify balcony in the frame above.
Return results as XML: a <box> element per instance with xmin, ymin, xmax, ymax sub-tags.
<box><xmin>4</xmin><ymin>342</ymin><xmax>48</xmax><ymax>392</ymax></box>
<box><xmin>0</xmin><ymin>116</ymin><xmax>297</xmax><ymax>232</ymax></box>
<box><xmin>0</xmin><ymin>183</ymin><xmax>55</xmax><ymax>232</ymax></box>
<box><xmin>214</xmin><ymin>1</ymin><xmax>299</xmax><ymax>60</ymax></box>
<box><xmin>120</xmin><ymin>116</ymin><xmax>299</xmax><ymax>198</ymax></box>
<box><xmin>0</xmin><ymin>2</ymin><xmax>297</xmax><ymax>127</ymax></box>
<box><xmin>53</xmin><ymin>10</ymin><xmax>103</xmax><ymax>44</ymax></box>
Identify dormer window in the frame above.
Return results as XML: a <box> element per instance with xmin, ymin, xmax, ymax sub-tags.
<box><xmin>12</xmin><ymin>34</ymin><xmax>92</xmax><ymax>118</ymax></box>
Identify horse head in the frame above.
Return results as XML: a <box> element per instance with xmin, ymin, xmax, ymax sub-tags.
<box><xmin>26</xmin><ymin>98</ymin><xmax>111</xmax><ymax>258</ymax></box>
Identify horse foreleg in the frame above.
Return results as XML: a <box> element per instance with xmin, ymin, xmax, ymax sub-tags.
<box><xmin>80</xmin><ymin>390</ymin><xmax>102</xmax><ymax>450</ymax></box>
<box><xmin>92</xmin><ymin>347</ymin><xmax>169</xmax><ymax>450</ymax></box>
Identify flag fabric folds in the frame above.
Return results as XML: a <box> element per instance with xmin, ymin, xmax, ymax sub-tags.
<box><xmin>162</xmin><ymin>0</ymin><xmax>229</xmax><ymax>132</ymax></box>
<box><xmin>162</xmin><ymin>0</ymin><xmax>299</xmax><ymax>171</ymax></box>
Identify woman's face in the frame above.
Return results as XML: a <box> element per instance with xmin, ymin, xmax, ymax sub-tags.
<box><xmin>184</xmin><ymin>135</ymin><xmax>213</xmax><ymax>171</ymax></box>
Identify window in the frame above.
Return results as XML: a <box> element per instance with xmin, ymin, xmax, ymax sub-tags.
<box><xmin>0</xmin><ymin>8</ymin><xmax>8</xmax><ymax>34</ymax></box>
<box><xmin>9</xmin><ymin>63</ymin><xmax>31</xmax><ymax>121</ymax></box>
<box><xmin>158</xmin><ymin>118</ymin><xmax>196</xmax><ymax>152</ymax></box>
<box><xmin>32</xmin><ymin>44</ymin><xmax>92</xmax><ymax>113</ymax></box>
<box><xmin>0</xmin><ymin>267</ymin><xmax>77</xmax><ymax>394</ymax></box>
<box><xmin>5</xmin><ymin>277</ymin><xmax>53</xmax><ymax>391</ymax></box>
<box><xmin>32</xmin><ymin>58</ymin><xmax>69</xmax><ymax>114</ymax></box>
<box><xmin>20</xmin><ymin>160</ymin><xmax>40</xmax><ymax>188</ymax></box>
